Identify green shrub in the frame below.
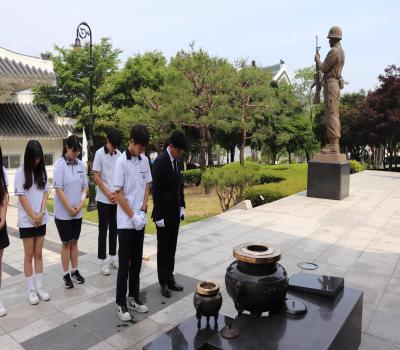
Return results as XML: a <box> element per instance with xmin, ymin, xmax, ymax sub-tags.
<box><xmin>203</xmin><ymin>164</ymin><xmax>260</xmax><ymax>211</ymax></box>
<box><xmin>184</xmin><ymin>169</ymin><xmax>202</xmax><ymax>186</ymax></box>
<box><xmin>349</xmin><ymin>160</ymin><xmax>366</xmax><ymax>174</ymax></box>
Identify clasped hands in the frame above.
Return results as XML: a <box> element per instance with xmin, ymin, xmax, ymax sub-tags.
<box><xmin>131</xmin><ymin>210</ymin><xmax>147</xmax><ymax>230</ymax></box>
<box><xmin>30</xmin><ymin>211</ymin><xmax>45</xmax><ymax>228</ymax></box>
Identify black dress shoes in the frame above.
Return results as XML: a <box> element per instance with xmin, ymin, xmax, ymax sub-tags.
<box><xmin>161</xmin><ymin>285</ymin><xmax>171</xmax><ymax>298</ymax></box>
<box><xmin>168</xmin><ymin>280</ymin><xmax>184</xmax><ymax>291</ymax></box>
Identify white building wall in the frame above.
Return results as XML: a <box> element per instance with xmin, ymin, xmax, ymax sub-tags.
<box><xmin>1</xmin><ymin>138</ymin><xmax>63</xmax><ymax>195</ymax></box>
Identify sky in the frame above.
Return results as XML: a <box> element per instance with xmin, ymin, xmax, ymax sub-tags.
<box><xmin>1</xmin><ymin>0</ymin><xmax>399</xmax><ymax>93</ymax></box>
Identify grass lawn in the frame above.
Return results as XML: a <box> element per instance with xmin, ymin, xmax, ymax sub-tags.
<box><xmin>47</xmin><ymin>186</ymin><xmax>222</xmax><ymax>234</ymax></box>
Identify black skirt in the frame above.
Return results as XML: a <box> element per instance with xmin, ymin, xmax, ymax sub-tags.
<box><xmin>19</xmin><ymin>224</ymin><xmax>46</xmax><ymax>239</ymax></box>
<box><xmin>0</xmin><ymin>224</ymin><xmax>10</xmax><ymax>249</ymax></box>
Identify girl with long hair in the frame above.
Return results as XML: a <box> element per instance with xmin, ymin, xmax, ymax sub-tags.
<box><xmin>14</xmin><ymin>140</ymin><xmax>51</xmax><ymax>305</ymax></box>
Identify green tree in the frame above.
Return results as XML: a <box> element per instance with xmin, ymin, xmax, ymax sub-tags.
<box><xmin>33</xmin><ymin>38</ymin><xmax>121</xmax><ymax>136</ymax></box>
<box><xmin>230</xmin><ymin>61</ymin><xmax>276</xmax><ymax>165</ymax></box>
<box><xmin>168</xmin><ymin>44</ymin><xmax>234</xmax><ymax>171</ymax></box>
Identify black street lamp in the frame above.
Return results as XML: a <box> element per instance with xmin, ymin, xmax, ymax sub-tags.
<box><xmin>73</xmin><ymin>22</ymin><xmax>97</xmax><ymax>211</ymax></box>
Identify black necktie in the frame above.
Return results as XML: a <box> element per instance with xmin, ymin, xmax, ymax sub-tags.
<box><xmin>173</xmin><ymin>160</ymin><xmax>178</xmax><ymax>173</ymax></box>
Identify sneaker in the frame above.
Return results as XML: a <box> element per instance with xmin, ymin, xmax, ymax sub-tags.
<box><xmin>37</xmin><ymin>287</ymin><xmax>50</xmax><ymax>301</ymax></box>
<box><xmin>0</xmin><ymin>302</ymin><xmax>6</xmax><ymax>317</ymax></box>
<box><xmin>100</xmin><ymin>263</ymin><xmax>110</xmax><ymax>275</ymax></box>
<box><xmin>63</xmin><ymin>273</ymin><xmax>74</xmax><ymax>289</ymax></box>
<box><xmin>71</xmin><ymin>270</ymin><xmax>85</xmax><ymax>284</ymax></box>
<box><xmin>27</xmin><ymin>289</ymin><xmax>39</xmax><ymax>305</ymax></box>
<box><xmin>109</xmin><ymin>257</ymin><xmax>119</xmax><ymax>270</ymax></box>
<box><xmin>129</xmin><ymin>298</ymin><xmax>149</xmax><ymax>313</ymax></box>
<box><xmin>117</xmin><ymin>305</ymin><xmax>131</xmax><ymax>322</ymax></box>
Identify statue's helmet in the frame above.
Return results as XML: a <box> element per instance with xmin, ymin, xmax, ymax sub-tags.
<box><xmin>327</xmin><ymin>26</ymin><xmax>342</xmax><ymax>40</ymax></box>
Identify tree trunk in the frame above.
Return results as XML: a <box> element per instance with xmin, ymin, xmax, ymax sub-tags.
<box><xmin>230</xmin><ymin>145</ymin><xmax>235</xmax><ymax>163</ymax></box>
<box><xmin>199</xmin><ymin>125</ymin><xmax>206</xmax><ymax>172</ymax></box>
<box><xmin>226</xmin><ymin>148</ymin><xmax>229</xmax><ymax>164</ymax></box>
<box><xmin>240</xmin><ymin>127</ymin><xmax>246</xmax><ymax>166</ymax></box>
<box><xmin>206</xmin><ymin>129</ymin><xmax>213</xmax><ymax>168</ymax></box>
<box><xmin>287</xmin><ymin>148</ymin><xmax>291</xmax><ymax>164</ymax></box>
<box><xmin>305</xmin><ymin>149</ymin><xmax>311</xmax><ymax>162</ymax></box>
<box><xmin>240</xmin><ymin>108</ymin><xmax>248</xmax><ymax>166</ymax></box>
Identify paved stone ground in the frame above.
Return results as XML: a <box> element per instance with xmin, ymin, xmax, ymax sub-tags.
<box><xmin>1</xmin><ymin>170</ymin><xmax>400</xmax><ymax>349</ymax></box>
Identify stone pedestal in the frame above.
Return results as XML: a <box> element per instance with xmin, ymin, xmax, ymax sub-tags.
<box><xmin>307</xmin><ymin>153</ymin><xmax>350</xmax><ymax>200</ymax></box>
<box><xmin>144</xmin><ymin>286</ymin><xmax>363</xmax><ymax>350</ymax></box>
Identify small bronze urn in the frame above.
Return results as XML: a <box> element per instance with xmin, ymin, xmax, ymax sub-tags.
<box><xmin>225</xmin><ymin>243</ymin><xmax>288</xmax><ymax>316</ymax></box>
<box><xmin>193</xmin><ymin>281</ymin><xmax>223</xmax><ymax>328</ymax></box>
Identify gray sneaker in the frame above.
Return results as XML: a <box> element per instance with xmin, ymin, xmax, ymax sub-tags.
<box><xmin>129</xmin><ymin>298</ymin><xmax>149</xmax><ymax>313</ymax></box>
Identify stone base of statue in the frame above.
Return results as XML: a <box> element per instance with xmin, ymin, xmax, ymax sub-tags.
<box><xmin>307</xmin><ymin>153</ymin><xmax>350</xmax><ymax>200</ymax></box>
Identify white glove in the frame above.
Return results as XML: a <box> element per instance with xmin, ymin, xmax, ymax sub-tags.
<box><xmin>180</xmin><ymin>207</ymin><xmax>185</xmax><ymax>220</ymax></box>
<box><xmin>155</xmin><ymin>219</ymin><xmax>165</xmax><ymax>228</ymax></box>
<box><xmin>139</xmin><ymin>210</ymin><xmax>147</xmax><ymax>226</ymax></box>
<box><xmin>131</xmin><ymin>214</ymin><xmax>144</xmax><ymax>230</ymax></box>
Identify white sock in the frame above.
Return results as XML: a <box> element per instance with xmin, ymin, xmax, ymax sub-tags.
<box><xmin>26</xmin><ymin>276</ymin><xmax>34</xmax><ymax>292</ymax></box>
<box><xmin>35</xmin><ymin>273</ymin><xmax>43</xmax><ymax>289</ymax></box>
<box><xmin>101</xmin><ymin>259</ymin><xmax>108</xmax><ymax>266</ymax></box>
<box><xmin>71</xmin><ymin>267</ymin><xmax>77</xmax><ymax>274</ymax></box>
<box><xmin>109</xmin><ymin>255</ymin><xmax>116</xmax><ymax>262</ymax></box>
<box><xmin>63</xmin><ymin>269</ymin><xmax>69</xmax><ymax>277</ymax></box>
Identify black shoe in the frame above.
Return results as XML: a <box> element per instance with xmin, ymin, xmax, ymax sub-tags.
<box><xmin>161</xmin><ymin>285</ymin><xmax>171</xmax><ymax>298</ymax></box>
<box><xmin>168</xmin><ymin>280</ymin><xmax>184</xmax><ymax>291</ymax></box>
<box><xmin>63</xmin><ymin>273</ymin><xmax>74</xmax><ymax>289</ymax></box>
<box><xmin>71</xmin><ymin>270</ymin><xmax>85</xmax><ymax>284</ymax></box>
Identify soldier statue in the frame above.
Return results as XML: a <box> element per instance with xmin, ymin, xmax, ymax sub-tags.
<box><xmin>314</xmin><ymin>26</ymin><xmax>345</xmax><ymax>155</ymax></box>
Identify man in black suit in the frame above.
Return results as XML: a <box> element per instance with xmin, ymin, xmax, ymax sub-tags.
<box><xmin>152</xmin><ymin>131</ymin><xmax>186</xmax><ymax>298</ymax></box>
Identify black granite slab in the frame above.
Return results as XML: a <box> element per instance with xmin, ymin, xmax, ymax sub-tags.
<box><xmin>307</xmin><ymin>161</ymin><xmax>350</xmax><ymax>200</ymax></box>
<box><xmin>288</xmin><ymin>272</ymin><xmax>344</xmax><ymax>300</ymax></box>
<box><xmin>144</xmin><ymin>287</ymin><xmax>363</xmax><ymax>350</ymax></box>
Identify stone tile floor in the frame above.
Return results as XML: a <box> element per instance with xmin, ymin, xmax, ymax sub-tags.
<box><xmin>0</xmin><ymin>170</ymin><xmax>400</xmax><ymax>349</ymax></box>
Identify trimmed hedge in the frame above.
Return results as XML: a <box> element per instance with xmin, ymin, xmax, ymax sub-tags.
<box><xmin>183</xmin><ymin>169</ymin><xmax>202</xmax><ymax>186</ymax></box>
<box><xmin>243</xmin><ymin>164</ymin><xmax>308</xmax><ymax>207</ymax></box>
<box><xmin>349</xmin><ymin>160</ymin><xmax>366</xmax><ymax>174</ymax></box>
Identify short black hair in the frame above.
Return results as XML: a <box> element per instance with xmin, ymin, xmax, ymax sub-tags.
<box><xmin>107</xmin><ymin>129</ymin><xmax>121</xmax><ymax>148</ymax></box>
<box><xmin>130</xmin><ymin>124</ymin><xmax>149</xmax><ymax>146</ymax></box>
<box><xmin>169</xmin><ymin>130</ymin><xmax>186</xmax><ymax>150</ymax></box>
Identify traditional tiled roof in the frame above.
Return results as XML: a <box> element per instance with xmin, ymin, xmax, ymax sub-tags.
<box><xmin>0</xmin><ymin>56</ymin><xmax>55</xmax><ymax>80</ymax></box>
<box><xmin>0</xmin><ymin>103</ymin><xmax>73</xmax><ymax>139</ymax></box>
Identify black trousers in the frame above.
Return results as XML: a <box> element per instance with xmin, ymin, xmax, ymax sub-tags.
<box><xmin>97</xmin><ymin>201</ymin><xmax>117</xmax><ymax>260</ymax></box>
<box><xmin>116</xmin><ymin>228</ymin><xmax>144</xmax><ymax>307</ymax></box>
<box><xmin>157</xmin><ymin>217</ymin><xmax>180</xmax><ymax>286</ymax></box>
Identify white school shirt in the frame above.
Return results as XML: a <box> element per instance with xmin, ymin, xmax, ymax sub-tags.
<box><xmin>53</xmin><ymin>157</ymin><xmax>88</xmax><ymax>220</ymax></box>
<box><xmin>113</xmin><ymin>150</ymin><xmax>152</xmax><ymax>229</ymax></box>
<box><xmin>14</xmin><ymin>166</ymin><xmax>50</xmax><ymax>228</ymax></box>
<box><xmin>92</xmin><ymin>146</ymin><xmax>121</xmax><ymax>204</ymax></box>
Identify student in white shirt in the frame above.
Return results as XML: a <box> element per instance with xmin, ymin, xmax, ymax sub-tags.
<box><xmin>14</xmin><ymin>140</ymin><xmax>51</xmax><ymax>305</ymax></box>
<box><xmin>0</xmin><ymin>145</ymin><xmax>10</xmax><ymax>316</ymax></box>
<box><xmin>114</xmin><ymin>125</ymin><xmax>152</xmax><ymax>322</ymax></box>
<box><xmin>93</xmin><ymin>129</ymin><xmax>121</xmax><ymax>275</ymax></box>
<box><xmin>53</xmin><ymin>135</ymin><xmax>88</xmax><ymax>289</ymax></box>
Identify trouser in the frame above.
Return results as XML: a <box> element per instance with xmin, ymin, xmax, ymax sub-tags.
<box><xmin>115</xmin><ymin>228</ymin><xmax>144</xmax><ymax>307</ymax></box>
<box><xmin>323</xmin><ymin>79</ymin><xmax>341</xmax><ymax>141</ymax></box>
<box><xmin>97</xmin><ymin>202</ymin><xmax>117</xmax><ymax>260</ymax></box>
<box><xmin>157</xmin><ymin>217</ymin><xmax>180</xmax><ymax>286</ymax></box>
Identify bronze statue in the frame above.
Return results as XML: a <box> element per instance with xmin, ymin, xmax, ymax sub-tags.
<box><xmin>314</xmin><ymin>26</ymin><xmax>345</xmax><ymax>155</ymax></box>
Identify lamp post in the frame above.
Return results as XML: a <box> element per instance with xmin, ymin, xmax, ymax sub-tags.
<box><xmin>73</xmin><ymin>22</ymin><xmax>97</xmax><ymax>211</ymax></box>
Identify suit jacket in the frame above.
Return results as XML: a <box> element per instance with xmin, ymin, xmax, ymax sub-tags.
<box><xmin>151</xmin><ymin>150</ymin><xmax>185</xmax><ymax>222</ymax></box>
